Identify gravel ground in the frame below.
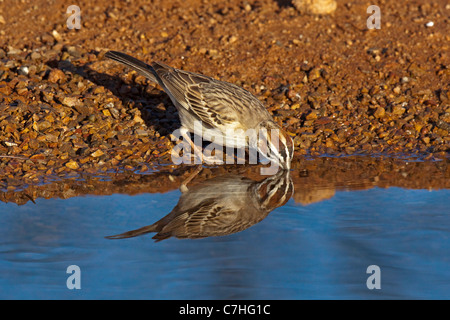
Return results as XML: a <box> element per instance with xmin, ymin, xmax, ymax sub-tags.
<box><xmin>0</xmin><ymin>0</ymin><xmax>449</xmax><ymax>190</ymax></box>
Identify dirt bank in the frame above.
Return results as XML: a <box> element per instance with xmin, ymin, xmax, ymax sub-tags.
<box><xmin>0</xmin><ymin>0</ymin><xmax>449</xmax><ymax>188</ymax></box>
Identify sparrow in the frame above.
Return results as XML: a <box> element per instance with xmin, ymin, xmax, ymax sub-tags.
<box><xmin>104</xmin><ymin>51</ymin><xmax>294</xmax><ymax>169</ymax></box>
<box><xmin>106</xmin><ymin>168</ymin><xmax>294</xmax><ymax>241</ymax></box>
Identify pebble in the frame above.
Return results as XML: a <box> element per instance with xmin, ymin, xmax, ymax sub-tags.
<box><xmin>30</xmin><ymin>51</ymin><xmax>42</xmax><ymax>60</ymax></box>
<box><xmin>52</xmin><ymin>30</ymin><xmax>62</xmax><ymax>42</ymax></box>
<box><xmin>66</xmin><ymin>46</ymin><xmax>81</xmax><ymax>58</ymax></box>
<box><xmin>374</xmin><ymin>107</ymin><xmax>385</xmax><ymax>118</ymax></box>
<box><xmin>18</xmin><ymin>66</ymin><xmax>29</xmax><ymax>76</ymax></box>
<box><xmin>7</xmin><ymin>47</ymin><xmax>21</xmax><ymax>56</ymax></box>
<box><xmin>65</xmin><ymin>160</ymin><xmax>79</xmax><ymax>170</ymax></box>
<box><xmin>401</xmin><ymin>77</ymin><xmax>410</xmax><ymax>83</ymax></box>
<box><xmin>62</xmin><ymin>96</ymin><xmax>81</xmax><ymax>107</ymax></box>
<box><xmin>91</xmin><ymin>150</ymin><xmax>105</xmax><ymax>158</ymax></box>
<box><xmin>293</xmin><ymin>0</ymin><xmax>337</xmax><ymax>15</ymax></box>
<box><xmin>48</xmin><ymin>69</ymin><xmax>66</xmax><ymax>83</ymax></box>
<box><xmin>308</xmin><ymin>67</ymin><xmax>321</xmax><ymax>81</ymax></box>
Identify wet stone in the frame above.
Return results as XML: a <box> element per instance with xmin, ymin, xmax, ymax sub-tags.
<box><xmin>65</xmin><ymin>160</ymin><xmax>79</xmax><ymax>170</ymax></box>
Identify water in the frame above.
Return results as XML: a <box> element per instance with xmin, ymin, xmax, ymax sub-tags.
<box><xmin>0</xmin><ymin>157</ymin><xmax>449</xmax><ymax>299</ymax></box>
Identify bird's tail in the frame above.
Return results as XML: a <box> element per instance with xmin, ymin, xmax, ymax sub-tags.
<box><xmin>104</xmin><ymin>50</ymin><xmax>159</xmax><ymax>83</ymax></box>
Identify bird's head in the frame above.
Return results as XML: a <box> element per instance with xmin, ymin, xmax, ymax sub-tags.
<box><xmin>255</xmin><ymin>120</ymin><xmax>294</xmax><ymax>171</ymax></box>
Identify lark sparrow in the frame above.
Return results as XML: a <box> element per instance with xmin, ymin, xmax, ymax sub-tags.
<box><xmin>104</xmin><ymin>51</ymin><xmax>294</xmax><ymax>169</ymax></box>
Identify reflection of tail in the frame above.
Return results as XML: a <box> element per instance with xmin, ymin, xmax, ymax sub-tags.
<box><xmin>106</xmin><ymin>223</ymin><xmax>169</xmax><ymax>242</ymax></box>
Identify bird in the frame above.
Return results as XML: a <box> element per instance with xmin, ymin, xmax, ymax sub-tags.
<box><xmin>106</xmin><ymin>167</ymin><xmax>294</xmax><ymax>241</ymax></box>
<box><xmin>104</xmin><ymin>51</ymin><xmax>294</xmax><ymax>170</ymax></box>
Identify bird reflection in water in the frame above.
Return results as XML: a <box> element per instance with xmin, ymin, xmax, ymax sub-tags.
<box><xmin>106</xmin><ymin>167</ymin><xmax>293</xmax><ymax>241</ymax></box>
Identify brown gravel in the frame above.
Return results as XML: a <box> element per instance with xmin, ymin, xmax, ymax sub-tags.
<box><xmin>0</xmin><ymin>0</ymin><xmax>449</xmax><ymax>190</ymax></box>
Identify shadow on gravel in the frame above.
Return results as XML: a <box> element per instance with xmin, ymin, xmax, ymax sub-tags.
<box><xmin>46</xmin><ymin>57</ymin><xmax>181</xmax><ymax>138</ymax></box>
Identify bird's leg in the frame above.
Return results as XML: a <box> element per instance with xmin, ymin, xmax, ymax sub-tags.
<box><xmin>180</xmin><ymin>127</ymin><xmax>204</xmax><ymax>164</ymax></box>
<box><xmin>180</xmin><ymin>164</ymin><xmax>203</xmax><ymax>193</ymax></box>
<box><xmin>179</xmin><ymin>127</ymin><xmax>219</xmax><ymax>164</ymax></box>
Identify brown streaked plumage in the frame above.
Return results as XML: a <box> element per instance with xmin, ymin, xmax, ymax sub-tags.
<box><xmin>106</xmin><ymin>169</ymin><xmax>294</xmax><ymax>241</ymax></box>
<box><xmin>104</xmin><ymin>51</ymin><xmax>294</xmax><ymax>169</ymax></box>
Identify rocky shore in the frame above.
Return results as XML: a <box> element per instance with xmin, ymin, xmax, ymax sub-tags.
<box><xmin>0</xmin><ymin>0</ymin><xmax>449</xmax><ymax>191</ymax></box>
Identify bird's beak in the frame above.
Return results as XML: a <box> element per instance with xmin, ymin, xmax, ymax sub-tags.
<box><xmin>279</xmin><ymin>129</ymin><xmax>293</xmax><ymax>169</ymax></box>
<box><xmin>258</xmin><ymin>128</ymin><xmax>293</xmax><ymax>172</ymax></box>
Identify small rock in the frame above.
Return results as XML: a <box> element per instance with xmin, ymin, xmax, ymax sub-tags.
<box><xmin>62</xmin><ymin>96</ymin><xmax>81</xmax><ymax>107</ymax></box>
<box><xmin>108</xmin><ymin>107</ymin><xmax>120</xmax><ymax>119</ymax></box>
<box><xmin>93</xmin><ymin>86</ymin><xmax>105</xmax><ymax>94</ymax></box>
<box><xmin>401</xmin><ymin>76</ymin><xmax>409</xmax><ymax>83</ymax></box>
<box><xmin>52</xmin><ymin>30</ymin><xmax>62</xmax><ymax>42</ymax></box>
<box><xmin>66</xmin><ymin>46</ymin><xmax>81</xmax><ymax>58</ymax></box>
<box><xmin>65</xmin><ymin>160</ymin><xmax>79</xmax><ymax>170</ymax></box>
<box><xmin>41</xmin><ymin>33</ymin><xmax>55</xmax><ymax>44</ymax></box>
<box><xmin>48</xmin><ymin>69</ymin><xmax>66</xmax><ymax>83</ymax></box>
<box><xmin>16</xmin><ymin>87</ymin><xmax>28</xmax><ymax>95</ymax></box>
<box><xmin>133</xmin><ymin>114</ymin><xmax>144</xmax><ymax>124</ymax></box>
<box><xmin>7</xmin><ymin>47</ymin><xmax>21</xmax><ymax>56</ymax></box>
<box><xmin>4</xmin><ymin>141</ymin><xmax>18</xmax><ymax>147</ymax></box>
<box><xmin>228</xmin><ymin>36</ymin><xmax>238</xmax><ymax>44</ymax></box>
<box><xmin>30</xmin><ymin>51</ymin><xmax>42</xmax><ymax>60</ymax></box>
<box><xmin>374</xmin><ymin>106</ymin><xmax>385</xmax><ymax>118</ymax></box>
<box><xmin>135</xmin><ymin>129</ymin><xmax>149</xmax><ymax>136</ymax></box>
<box><xmin>392</xmin><ymin>105</ymin><xmax>405</xmax><ymax>115</ymax></box>
<box><xmin>308</xmin><ymin>67</ymin><xmax>322</xmax><ymax>81</ymax></box>
<box><xmin>91</xmin><ymin>149</ymin><xmax>105</xmax><ymax>157</ymax></box>
<box><xmin>306</xmin><ymin>110</ymin><xmax>318</xmax><ymax>120</ymax></box>
<box><xmin>0</xmin><ymin>84</ymin><xmax>12</xmax><ymax>95</ymax></box>
<box><xmin>37</xmin><ymin>121</ymin><xmax>52</xmax><ymax>131</ymax></box>
<box><xmin>18</xmin><ymin>66</ymin><xmax>29</xmax><ymax>76</ymax></box>
<box><xmin>293</xmin><ymin>0</ymin><xmax>337</xmax><ymax>15</ymax></box>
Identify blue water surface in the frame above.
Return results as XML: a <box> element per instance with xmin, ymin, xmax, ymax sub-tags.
<box><xmin>0</xmin><ymin>186</ymin><xmax>449</xmax><ymax>299</ymax></box>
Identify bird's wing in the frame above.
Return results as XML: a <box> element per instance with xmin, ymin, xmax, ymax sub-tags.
<box><xmin>160</xmin><ymin>199</ymin><xmax>237</xmax><ymax>238</ymax></box>
<box><xmin>152</xmin><ymin>62</ymin><xmax>270</xmax><ymax>129</ymax></box>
